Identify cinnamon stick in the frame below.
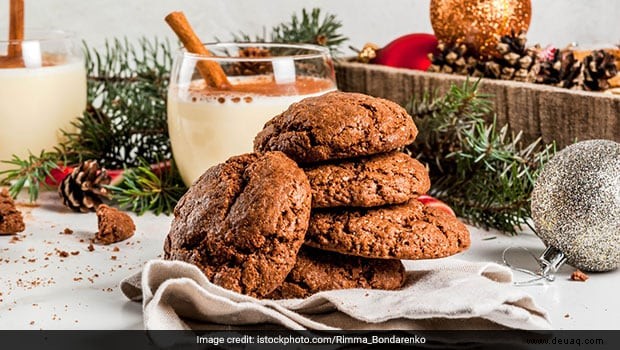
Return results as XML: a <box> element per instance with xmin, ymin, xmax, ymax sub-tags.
<box><xmin>165</xmin><ymin>11</ymin><xmax>230</xmax><ymax>89</ymax></box>
<box><xmin>0</xmin><ymin>56</ymin><xmax>24</xmax><ymax>68</ymax></box>
<box><xmin>8</xmin><ymin>0</ymin><xmax>25</xmax><ymax>57</ymax></box>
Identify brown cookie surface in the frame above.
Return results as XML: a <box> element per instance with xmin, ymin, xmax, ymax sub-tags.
<box><xmin>164</xmin><ymin>152</ymin><xmax>312</xmax><ymax>298</ymax></box>
<box><xmin>306</xmin><ymin>200</ymin><xmax>470</xmax><ymax>260</ymax></box>
<box><xmin>306</xmin><ymin>152</ymin><xmax>430</xmax><ymax>208</ymax></box>
<box><xmin>254</xmin><ymin>91</ymin><xmax>417</xmax><ymax>163</ymax></box>
<box><xmin>267</xmin><ymin>246</ymin><xmax>405</xmax><ymax>299</ymax></box>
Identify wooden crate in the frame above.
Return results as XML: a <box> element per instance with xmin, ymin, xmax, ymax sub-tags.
<box><xmin>335</xmin><ymin>60</ymin><xmax>620</xmax><ymax>148</ymax></box>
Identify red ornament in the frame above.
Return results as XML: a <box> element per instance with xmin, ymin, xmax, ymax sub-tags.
<box><xmin>45</xmin><ymin>165</ymin><xmax>74</xmax><ymax>186</ymax></box>
<box><xmin>417</xmin><ymin>194</ymin><xmax>456</xmax><ymax>217</ymax></box>
<box><xmin>45</xmin><ymin>165</ymin><xmax>129</xmax><ymax>187</ymax></box>
<box><xmin>374</xmin><ymin>33</ymin><xmax>438</xmax><ymax>71</ymax></box>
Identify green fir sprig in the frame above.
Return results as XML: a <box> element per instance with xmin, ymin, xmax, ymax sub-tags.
<box><xmin>0</xmin><ymin>151</ymin><xmax>60</xmax><ymax>202</ymax></box>
<box><xmin>106</xmin><ymin>159</ymin><xmax>186</xmax><ymax>216</ymax></box>
<box><xmin>407</xmin><ymin>80</ymin><xmax>555</xmax><ymax>234</ymax></box>
<box><xmin>232</xmin><ymin>8</ymin><xmax>348</xmax><ymax>54</ymax></box>
<box><xmin>62</xmin><ymin>37</ymin><xmax>173</xmax><ymax>168</ymax></box>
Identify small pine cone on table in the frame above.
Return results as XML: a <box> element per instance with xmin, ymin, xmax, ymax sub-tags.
<box><xmin>59</xmin><ymin>160</ymin><xmax>111</xmax><ymax>213</ymax></box>
<box><xmin>581</xmin><ymin>50</ymin><xmax>618</xmax><ymax>91</ymax></box>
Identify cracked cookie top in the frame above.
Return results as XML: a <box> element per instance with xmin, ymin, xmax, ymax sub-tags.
<box><xmin>305</xmin><ymin>151</ymin><xmax>430</xmax><ymax>208</ymax></box>
<box><xmin>306</xmin><ymin>200</ymin><xmax>470</xmax><ymax>260</ymax></box>
<box><xmin>164</xmin><ymin>151</ymin><xmax>312</xmax><ymax>298</ymax></box>
<box><xmin>253</xmin><ymin>91</ymin><xmax>418</xmax><ymax>163</ymax></box>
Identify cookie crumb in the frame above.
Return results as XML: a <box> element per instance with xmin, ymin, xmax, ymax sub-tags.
<box><xmin>87</xmin><ymin>243</ymin><xmax>95</xmax><ymax>252</ymax></box>
<box><xmin>95</xmin><ymin>205</ymin><xmax>135</xmax><ymax>244</ymax></box>
<box><xmin>570</xmin><ymin>270</ymin><xmax>589</xmax><ymax>282</ymax></box>
<box><xmin>62</xmin><ymin>228</ymin><xmax>73</xmax><ymax>235</ymax></box>
<box><xmin>70</xmin><ymin>251</ymin><xmax>80</xmax><ymax>256</ymax></box>
<box><xmin>58</xmin><ymin>250</ymin><xmax>69</xmax><ymax>258</ymax></box>
<box><xmin>564</xmin><ymin>313</ymin><xmax>570</xmax><ymax>318</ymax></box>
<box><xmin>29</xmin><ymin>321</ymin><xmax>34</xmax><ymax>325</ymax></box>
<box><xmin>111</xmin><ymin>255</ymin><xmax>117</xmax><ymax>261</ymax></box>
<box><xmin>0</xmin><ymin>188</ymin><xmax>26</xmax><ymax>235</ymax></box>
<box><xmin>112</xmin><ymin>246</ymin><xmax>120</xmax><ymax>252</ymax></box>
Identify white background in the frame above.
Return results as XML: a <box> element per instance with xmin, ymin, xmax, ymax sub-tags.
<box><xmin>1</xmin><ymin>0</ymin><xmax>619</xmax><ymax>51</ymax></box>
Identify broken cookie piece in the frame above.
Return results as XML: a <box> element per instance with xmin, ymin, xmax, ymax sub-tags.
<box><xmin>0</xmin><ymin>188</ymin><xmax>26</xmax><ymax>235</ymax></box>
<box><xmin>570</xmin><ymin>269</ymin><xmax>589</xmax><ymax>282</ymax></box>
<box><xmin>95</xmin><ymin>205</ymin><xmax>135</xmax><ymax>244</ymax></box>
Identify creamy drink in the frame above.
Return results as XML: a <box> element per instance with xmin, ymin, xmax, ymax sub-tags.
<box><xmin>168</xmin><ymin>76</ymin><xmax>335</xmax><ymax>185</ymax></box>
<box><xmin>0</xmin><ymin>28</ymin><xmax>86</xmax><ymax>174</ymax></box>
<box><xmin>0</xmin><ymin>61</ymin><xmax>86</xmax><ymax>172</ymax></box>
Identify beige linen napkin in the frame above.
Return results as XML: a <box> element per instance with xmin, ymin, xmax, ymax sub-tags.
<box><xmin>121</xmin><ymin>259</ymin><xmax>550</xmax><ymax>331</ymax></box>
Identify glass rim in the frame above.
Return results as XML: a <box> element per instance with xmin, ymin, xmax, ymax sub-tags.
<box><xmin>177</xmin><ymin>42</ymin><xmax>332</xmax><ymax>62</ymax></box>
<box><xmin>0</xmin><ymin>29</ymin><xmax>77</xmax><ymax>44</ymax></box>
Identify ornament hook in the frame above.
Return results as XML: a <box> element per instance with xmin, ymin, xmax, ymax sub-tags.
<box><xmin>502</xmin><ymin>245</ymin><xmax>567</xmax><ymax>286</ymax></box>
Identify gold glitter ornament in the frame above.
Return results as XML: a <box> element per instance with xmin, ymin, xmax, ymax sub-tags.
<box><xmin>430</xmin><ymin>0</ymin><xmax>531</xmax><ymax>58</ymax></box>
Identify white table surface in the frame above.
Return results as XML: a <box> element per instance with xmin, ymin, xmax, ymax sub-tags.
<box><xmin>1</xmin><ymin>191</ymin><xmax>618</xmax><ymax>330</ymax></box>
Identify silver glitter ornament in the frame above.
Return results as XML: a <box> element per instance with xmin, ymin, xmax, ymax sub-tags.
<box><xmin>532</xmin><ymin>139</ymin><xmax>620</xmax><ymax>272</ymax></box>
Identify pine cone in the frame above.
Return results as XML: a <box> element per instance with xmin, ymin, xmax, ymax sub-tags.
<box><xmin>537</xmin><ymin>49</ymin><xmax>582</xmax><ymax>89</ymax></box>
<box><xmin>59</xmin><ymin>160</ymin><xmax>111</xmax><ymax>213</ymax></box>
<box><xmin>428</xmin><ymin>42</ymin><xmax>474</xmax><ymax>75</ymax></box>
<box><xmin>227</xmin><ymin>47</ymin><xmax>273</xmax><ymax>76</ymax></box>
<box><xmin>356</xmin><ymin>43</ymin><xmax>379</xmax><ymax>64</ymax></box>
<box><xmin>581</xmin><ymin>50</ymin><xmax>618</xmax><ymax>91</ymax></box>
<box><xmin>484</xmin><ymin>31</ymin><xmax>540</xmax><ymax>83</ymax></box>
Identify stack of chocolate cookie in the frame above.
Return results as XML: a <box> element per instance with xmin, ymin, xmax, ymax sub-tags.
<box><xmin>255</xmin><ymin>92</ymin><xmax>470</xmax><ymax>298</ymax></box>
<box><xmin>164</xmin><ymin>91</ymin><xmax>469</xmax><ymax>300</ymax></box>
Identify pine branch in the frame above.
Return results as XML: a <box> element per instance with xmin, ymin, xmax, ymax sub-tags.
<box><xmin>106</xmin><ymin>159</ymin><xmax>187</xmax><ymax>216</ymax></box>
<box><xmin>0</xmin><ymin>151</ymin><xmax>61</xmax><ymax>202</ymax></box>
<box><xmin>232</xmin><ymin>8</ymin><xmax>348</xmax><ymax>55</ymax></box>
<box><xmin>62</xmin><ymin>37</ymin><xmax>173</xmax><ymax>169</ymax></box>
<box><xmin>272</xmin><ymin>8</ymin><xmax>348</xmax><ymax>54</ymax></box>
<box><xmin>407</xmin><ymin>80</ymin><xmax>555</xmax><ymax>234</ymax></box>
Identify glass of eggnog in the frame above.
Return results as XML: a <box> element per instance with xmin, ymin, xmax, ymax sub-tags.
<box><xmin>168</xmin><ymin>43</ymin><xmax>337</xmax><ymax>185</ymax></box>
<box><xmin>0</xmin><ymin>30</ymin><xmax>86</xmax><ymax>174</ymax></box>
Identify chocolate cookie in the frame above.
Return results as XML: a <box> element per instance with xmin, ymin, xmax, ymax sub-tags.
<box><xmin>306</xmin><ymin>152</ymin><xmax>430</xmax><ymax>208</ymax></box>
<box><xmin>254</xmin><ymin>91</ymin><xmax>417</xmax><ymax>163</ymax></box>
<box><xmin>306</xmin><ymin>200</ymin><xmax>470</xmax><ymax>260</ymax></box>
<box><xmin>267</xmin><ymin>247</ymin><xmax>405</xmax><ymax>299</ymax></box>
<box><xmin>164</xmin><ymin>152</ymin><xmax>312</xmax><ymax>298</ymax></box>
